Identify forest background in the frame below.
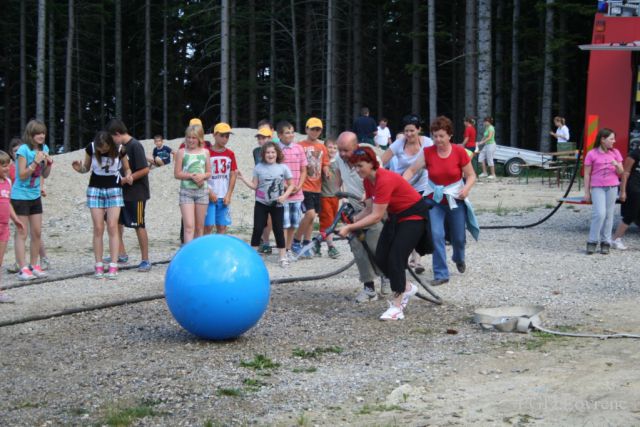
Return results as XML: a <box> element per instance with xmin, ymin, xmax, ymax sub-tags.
<box><xmin>0</xmin><ymin>0</ymin><xmax>596</xmax><ymax>154</ymax></box>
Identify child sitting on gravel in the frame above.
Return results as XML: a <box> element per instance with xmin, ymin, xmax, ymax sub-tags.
<box><xmin>0</xmin><ymin>151</ymin><xmax>25</xmax><ymax>302</ymax></box>
<box><xmin>237</xmin><ymin>142</ymin><xmax>295</xmax><ymax>268</ymax></box>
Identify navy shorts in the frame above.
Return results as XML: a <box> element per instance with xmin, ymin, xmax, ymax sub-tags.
<box><xmin>302</xmin><ymin>191</ymin><xmax>321</xmax><ymax>214</ymax></box>
<box><xmin>120</xmin><ymin>200</ymin><xmax>147</xmax><ymax>228</ymax></box>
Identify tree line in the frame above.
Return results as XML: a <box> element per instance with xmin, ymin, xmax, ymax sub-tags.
<box><xmin>0</xmin><ymin>0</ymin><xmax>596</xmax><ymax>153</ymax></box>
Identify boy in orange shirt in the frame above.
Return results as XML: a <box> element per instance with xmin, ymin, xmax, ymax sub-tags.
<box><xmin>292</xmin><ymin>117</ymin><xmax>331</xmax><ymax>258</ymax></box>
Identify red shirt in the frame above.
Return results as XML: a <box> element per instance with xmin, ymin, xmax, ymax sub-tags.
<box><xmin>364</xmin><ymin>168</ymin><xmax>422</xmax><ymax>222</ymax></box>
<box><xmin>423</xmin><ymin>144</ymin><xmax>470</xmax><ymax>186</ymax></box>
<box><xmin>463</xmin><ymin>125</ymin><xmax>476</xmax><ymax>148</ymax></box>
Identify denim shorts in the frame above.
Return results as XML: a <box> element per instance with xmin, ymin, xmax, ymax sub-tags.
<box><xmin>179</xmin><ymin>187</ymin><xmax>209</xmax><ymax>205</ymax></box>
<box><xmin>283</xmin><ymin>201</ymin><xmax>302</xmax><ymax>229</ymax></box>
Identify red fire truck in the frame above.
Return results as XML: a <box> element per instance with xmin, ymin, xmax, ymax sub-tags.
<box><xmin>580</xmin><ymin>1</ymin><xmax>640</xmax><ymax>158</ymax></box>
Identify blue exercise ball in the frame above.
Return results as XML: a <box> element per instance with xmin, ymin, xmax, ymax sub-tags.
<box><xmin>165</xmin><ymin>235</ymin><xmax>270</xmax><ymax>340</ymax></box>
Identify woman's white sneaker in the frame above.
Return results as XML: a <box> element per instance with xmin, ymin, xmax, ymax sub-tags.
<box><xmin>611</xmin><ymin>238</ymin><xmax>627</xmax><ymax>250</ymax></box>
<box><xmin>401</xmin><ymin>282</ymin><xmax>419</xmax><ymax>309</ymax></box>
<box><xmin>380</xmin><ymin>303</ymin><xmax>404</xmax><ymax>320</ymax></box>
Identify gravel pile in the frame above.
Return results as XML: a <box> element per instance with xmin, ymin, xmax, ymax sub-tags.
<box><xmin>1</xmin><ymin>130</ymin><xmax>637</xmax><ymax>425</ymax></box>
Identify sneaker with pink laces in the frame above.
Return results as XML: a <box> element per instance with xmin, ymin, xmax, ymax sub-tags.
<box><xmin>30</xmin><ymin>264</ymin><xmax>48</xmax><ymax>278</ymax></box>
<box><xmin>401</xmin><ymin>282</ymin><xmax>418</xmax><ymax>309</ymax></box>
<box><xmin>95</xmin><ymin>263</ymin><xmax>105</xmax><ymax>279</ymax></box>
<box><xmin>106</xmin><ymin>264</ymin><xmax>118</xmax><ymax>280</ymax></box>
<box><xmin>380</xmin><ymin>302</ymin><xmax>405</xmax><ymax>321</ymax></box>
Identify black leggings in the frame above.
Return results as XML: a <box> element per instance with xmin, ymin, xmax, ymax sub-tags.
<box><xmin>251</xmin><ymin>202</ymin><xmax>285</xmax><ymax>249</ymax></box>
<box><xmin>375</xmin><ymin>219</ymin><xmax>425</xmax><ymax>294</ymax></box>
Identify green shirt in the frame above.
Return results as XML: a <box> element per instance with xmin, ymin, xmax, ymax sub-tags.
<box><xmin>483</xmin><ymin>125</ymin><xmax>495</xmax><ymax>144</ymax></box>
<box><xmin>181</xmin><ymin>152</ymin><xmax>208</xmax><ymax>190</ymax></box>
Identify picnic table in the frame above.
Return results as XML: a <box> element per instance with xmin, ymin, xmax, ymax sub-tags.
<box><xmin>519</xmin><ymin>149</ymin><xmax>581</xmax><ymax>189</ymax></box>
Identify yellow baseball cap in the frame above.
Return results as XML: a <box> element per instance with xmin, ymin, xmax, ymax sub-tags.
<box><xmin>189</xmin><ymin>118</ymin><xmax>203</xmax><ymax>127</ymax></box>
<box><xmin>255</xmin><ymin>127</ymin><xmax>272</xmax><ymax>138</ymax></box>
<box><xmin>213</xmin><ymin>122</ymin><xmax>232</xmax><ymax>134</ymax></box>
<box><xmin>306</xmin><ymin>117</ymin><xmax>323</xmax><ymax>129</ymax></box>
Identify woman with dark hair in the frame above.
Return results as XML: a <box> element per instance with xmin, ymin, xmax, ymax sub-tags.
<box><xmin>381</xmin><ymin>114</ymin><xmax>433</xmax><ymax>273</ymax></box>
<box><xmin>462</xmin><ymin>117</ymin><xmax>477</xmax><ymax>153</ymax></box>
<box><xmin>478</xmin><ymin>116</ymin><xmax>496</xmax><ymax>178</ymax></box>
<box><xmin>583</xmin><ymin>128</ymin><xmax>623</xmax><ymax>254</ymax></box>
<box><xmin>404</xmin><ymin>116</ymin><xmax>478</xmax><ymax>286</ymax></box>
<box><xmin>337</xmin><ymin>145</ymin><xmax>431</xmax><ymax>320</ymax></box>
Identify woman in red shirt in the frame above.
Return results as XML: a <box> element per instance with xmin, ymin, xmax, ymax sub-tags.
<box><xmin>462</xmin><ymin>117</ymin><xmax>477</xmax><ymax>153</ymax></box>
<box><xmin>338</xmin><ymin>146</ymin><xmax>431</xmax><ymax>321</ymax></box>
<box><xmin>404</xmin><ymin>116</ymin><xmax>476</xmax><ymax>286</ymax></box>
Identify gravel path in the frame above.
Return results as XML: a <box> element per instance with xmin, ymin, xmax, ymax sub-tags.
<box><xmin>1</xmin><ymin>130</ymin><xmax>639</xmax><ymax>426</ymax></box>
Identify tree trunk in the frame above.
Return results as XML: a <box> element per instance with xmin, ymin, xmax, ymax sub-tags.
<box><xmin>220</xmin><ymin>0</ymin><xmax>229</xmax><ymax>122</ymax></box>
<box><xmin>36</xmin><ymin>0</ymin><xmax>46</xmax><ymax>122</ymax></box>
<box><xmin>304</xmin><ymin>3</ymin><xmax>312</xmax><ymax>116</ymax></box>
<box><xmin>269</xmin><ymin>0</ymin><xmax>276</xmax><ymax>123</ymax></box>
<box><xmin>494</xmin><ymin>1</ymin><xmax>504</xmax><ymax>145</ymax></box>
<box><xmin>427</xmin><ymin>0</ymin><xmax>436</xmax><ymax>122</ymax></box>
<box><xmin>476</xmin><ymin>0</ymin><xmax>492</xmax><ymax>136</ymax></box>
<box><xmin>325</xmin><ymin>0</ymin><xmax>337</xmax><ymax>136</ymax></box>
<box><xmin>290</xmin><ymin>0</ymin><xmax>301</xmax><ymax>130</ymax></box>
<box><xmin>63</xmin><ymin>0</ymin><xmax>74</xmax><ymax>152</ymax></box>
<box><xmin>115</xmin><ymin>0</ymin><xmax>122</xmax><ymax>118</ymax></box>
<box><xmin>48</xmin><ymin>6</ymin><xmax>56</xmax><ymax>152</ymax></box>
<box><xmin>411</xmin><ymin>0</ymin><xmax>421</xmax><ymax>116</ymax></box>
<box><xmin>248</xmin><ymin>0</ymin><xmax>256</xmax><ymax>126</ymax></box>
<box><xmin>352</xmin><ymin>0</ymin><xmax>362</xmax><ymax>118</ymax></box>
<box><xmin>464</xmin><ymin>0</ymin><xmax>476</xmax><ymax>118</ymax></box>
<box><xmin>376</xmin><ymin>4</ymin><xmax>383</xmax><ymax>119</ymax></box>
<box><xmin>75</xmin><ymin>17</ymin><xmax>82</xmax><ymax>148</ymax></box>
<box><xmin>20</xmin><ymin>0</ymin><xmax>26</xmax><ymax>128</ymax></box>
<box><xmin>557</xmin><ymin>9</ymin><xmax>567</xmax><ymax>117</ymax></box>
<box><xmin>163</xmin><ymin>0</ymin><xmax>168</xmax><ymax>138</ymax></box>
<box><xmin>539</xmin><ymin>0</ymin><xmax>554</xmax><ymax>152</ymax></box>
<box><xmin>510</xmin><ymin>0</ymin><xmax>520</xmax><ymax>147</ymax></box>
<box><xmin>144</xmin><ymin>0</ymin><xmax>151</xmax><ymax>138</ymax></box>
<box><xmin>230</xmin><ymin>0</ymin><xmax>237</xmax><ymax>127</ymax></box>
<box><xmin>100</xmin><ymin>4</ymin><xmax>106</xmax><ymax>128</ymax></box>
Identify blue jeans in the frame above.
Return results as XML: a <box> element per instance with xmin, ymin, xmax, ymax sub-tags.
<box><xmin>588</xmin><ymin>186</ymin><xmax>617</xmax><ymax>244</ymax></box>
<box><xmin>426</xmin><ymin>198</ymin><xmax>467</xmax><ymax>280</ymax></box>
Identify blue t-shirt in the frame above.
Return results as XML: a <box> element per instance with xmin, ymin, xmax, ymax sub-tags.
<box><xmin>11</xmin><ymin>144</ymin><xmax>50</xmax><ymax>200</ymax></box>
<box><xmin>153</xmin><ymin>145</ymin><xmax>172</xmax><ymax>165</ymax></box>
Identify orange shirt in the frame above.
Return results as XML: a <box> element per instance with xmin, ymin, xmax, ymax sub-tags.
<box><xmin>298</xmin><ymin>139</ymin><xmax>330</xmax><ymax>193</ymax></box>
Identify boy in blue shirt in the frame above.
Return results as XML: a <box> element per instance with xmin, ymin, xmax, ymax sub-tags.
<box><xmin>147</xmin><ymin>135</ymin><xmax>173</xmax><ymax>167</ymax></box>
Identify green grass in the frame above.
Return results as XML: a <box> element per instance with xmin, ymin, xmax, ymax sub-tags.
<box><xmin>292</xmin><ymin>366</ymin><xmax>318</xmax><ymax>373</ymax></box>
<box><xmin>101</xmin><ymin>402</ymin><xmax>159</xmax><ymax>426</ymax></box>
<box><xmin>217</xmin><ymin>387</ymin><xmax>243</xmax><ymax>397</ymax></box>
<box><xmin>12</xmin><ymin>401</ymin><xmax>41</xmax><ymax>410</ymax></box>
<box><xmin>292</xmin><ymin>346</ymin><xmax>343</xmax><ymax>359</ymax></box>
<box><xmin>240</xmin><ymin>354</ymin><xmax>280</xmax><ymax>370</ymax></box>
<box><xmin>525</xmin><ymin>330</ymin><xmax>568</xmax><ymax>351</ymax></box>
<box><xmin>242</xmin><ymin>378</ymin><xmax>268</xmax><ymax>392</ymax></box>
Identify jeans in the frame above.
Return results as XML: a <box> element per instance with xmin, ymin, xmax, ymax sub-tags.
<box><xmin>426</xmin><ymin>198</ymin><xmax>467</xmax><ymax>280</ymax></box>
<box><xmin>588</xmin><ymin>186</ymin><xmax>618</xmax><ymax>244</ymax></box>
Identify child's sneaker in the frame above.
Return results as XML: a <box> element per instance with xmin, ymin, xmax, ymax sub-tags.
<box><xmin>291</xmin><ymin>240</ymin><xmax>303</xmax><ymax>256</ymax></box>
<box><xmin>611</xmin><ymin>238</ymin><xmax>627</xmax><ymax>250</ymax></box>
<box><xmin>95</xmin><ymin>263</ymin><xmax>105</xmax><ymax>279</ymax></box>
<box><xmin>40</xmin><ymin>256</ymin><xmax>51</xmax><ymax>271</ymax></box>
<box><xmin>478</xmin><ymin>172</ymin><xmax>488</xmax><ymax>178</ymax></box>
<box><xmin>258</xmin><ymin>243</ymin><xmax>272</xmax><ymax>254</ymax></box>
<box><xmin>313</xmin><ymin>240</ymin><xmax>322</xmax><ymax>257</ymax></box>
<box><xmin>279</xmin><ymin>258</ymin><xmax>289</xmax><ymax>268</ymax></box>
<box><xmin>17</xmin><ymin>267</ymin><xmax>35</xmax><ymax>281</ymax></box>
<box><xmin>355</xmin><ymin>287</ymin><xmax>379</xmax><ymax>303</ymax></box>
<box><xmin>6</xmin><ymin>262</ymin><xmax>20</xmax><ymax>274</ymax></box>
<box><xmin>30</xmin><ymin>265</ymin><xmax>47</xmax><ymax>278</ymax></box>
<box><xmin>137</xmin><ymin>260</ymin><xmax>152</xmax><ymax>272</ymax></box>
<box><xmin>286</xmin><ymin>250</ymin><xmax>296</xmax><ymax>262</ymax></box>
<box><xmin>106</xmin><ymin>264</ymin><xmax>118</xmax><ymax>280</ymax></box>
<box><xmin>380</xmin><ymin>303</ymin><xmax>404</xmax><ymax>321</ymax></box>
<box><xmin>0</xmin><ymin>293</ymin><xmax>14</xmax><ymax>303</ymax></box>
<box><xmin>104</xmin><ymin>254</ymin><xmax>129</xmax><ymax>264</ymax></box>
<box><xmin>328</xmin><ymin>246</ymin><xmax>339</xmax><ymax>259</ymax></box>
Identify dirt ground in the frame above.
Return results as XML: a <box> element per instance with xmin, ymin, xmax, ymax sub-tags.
<box><xmin>1</xmin><ymin>132</ymin><xmax>639</xmax><ymax>426</ymax></box>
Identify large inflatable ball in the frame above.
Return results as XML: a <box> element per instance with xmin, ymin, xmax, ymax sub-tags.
<box><xmin>165</xmin><ymin>235</ymin><xmax>270</xmax><ymax>340</ymax></box>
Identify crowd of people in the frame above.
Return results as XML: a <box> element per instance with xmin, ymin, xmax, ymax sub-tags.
<box><xmin>1</xmin><ymin>113</ymin><xmax>635</xmax><ymax>321</ymax></box>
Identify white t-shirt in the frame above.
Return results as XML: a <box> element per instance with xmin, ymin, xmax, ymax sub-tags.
<box><xmin>375</xmin><ymin>126</ymin><xmax>391</xmax><ymax>147</ymax></box>
<box><xmin>556</xmin><ymin>125</ymin><xmax>570</xmax><ymax>143</ymax></box>
<box><xmin>388</xmin><ymin>136</ymin><xmax>433</xmax><ymax>193</ymax></box>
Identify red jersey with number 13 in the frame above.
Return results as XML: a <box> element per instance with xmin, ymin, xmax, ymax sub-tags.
<box><xmin>208</xmin><ymin>148</ymin><xmax>238</xmax><ymax>198</ymax></box>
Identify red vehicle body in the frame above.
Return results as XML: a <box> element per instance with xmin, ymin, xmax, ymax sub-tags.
<box><xmin>580</xmin><ymin>3</ymin><xmax>640</xmax><ymax>158</ymax></box>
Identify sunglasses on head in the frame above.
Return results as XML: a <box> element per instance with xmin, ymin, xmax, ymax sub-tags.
<box><xmin>353</xmin><ymin>148</ymin><xmax>367</xmax><ymax>156</ymax></box>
